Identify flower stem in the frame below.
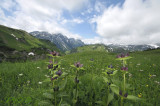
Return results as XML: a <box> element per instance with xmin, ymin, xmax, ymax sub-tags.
<box><xmin>121</xmin><ymin>97</ymin><xmax>123</xmax><ymax>106</ymax></box>
<box><xmin>54</xmin><ymin>92</ymin><xmax>57</xmax><ymax>106</ymax></box>
<box><xmin>124</xmin><ymin>73</ymin><xmax>126</xmax><ymax>92</ymax></box>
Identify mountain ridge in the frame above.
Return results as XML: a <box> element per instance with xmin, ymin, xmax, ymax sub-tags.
<box><xmin>30</xmin><ymin>31</ymin><xmax>85</xmax><ymax>52</ymax></box>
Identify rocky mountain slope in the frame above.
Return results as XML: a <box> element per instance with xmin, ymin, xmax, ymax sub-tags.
<box><xmin>30</xmin><ymin>31</ymin><xmax>85</xmax><ymax>52</ymax></box>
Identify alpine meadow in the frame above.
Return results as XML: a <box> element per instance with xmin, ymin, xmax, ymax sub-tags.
<box><xmin>0</xmin><ymin>0</ymin><xmax>160</xmax><ymax>106</ymax></box>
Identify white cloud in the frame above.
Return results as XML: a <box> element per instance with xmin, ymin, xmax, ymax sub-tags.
<box><xmin>72</xmin><ymin>18</ymin><xmax>84</xmax><ymax>24</ymax></box>
<box><xmin>61</xmin><ymin>18</ymin><xmax>84</xmax><ymax>24</ymax></box>
<box><xmin>94</xmin><ymin>1</ymin><xmax>105</xmax><ymax>13</ymax></box>
<box><xmin>95</xmin><ymin>0</ymin><xmax>160</xmax><ymax>44</ymax></box>
<box><xmin>0</xmin><ymin>0</ymin><xmax>17</xmax><ymax>11</ymax></box>
<box><xmin>82</xmin><ymin>37</ymin><xmax>111</xmax><ymax>45</ymax></box>
<box><xmin>0</xmin><ymin>0</ymin><xmax>88</xmax><ymax>39</ymax></box>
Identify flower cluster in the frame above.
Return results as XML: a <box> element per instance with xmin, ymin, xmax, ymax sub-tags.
<box><xmin>74</xmin><ymin>62</ymin><xmax>83</xmax><ymax>68</ymax></box>
<box><xmin>121</xmin><ymin>67</ymin><xmax>128</xmax><ymax>71</ymax></box>
<box><xmin>50</xmin><ymin>51</ymin><xmax>59</xmax><ymax>56</ymax></box>
<box><xmin>116</xmin><ymin>53</ymin><xmax>129</xmax><ymax>58</ymax></box>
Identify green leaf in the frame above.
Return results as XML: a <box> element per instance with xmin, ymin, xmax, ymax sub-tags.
<box><xmin>62</xmin><ymin>72</ymin><xmax>68</xmax><ymax>76</ymax></box>
<box><xmin>103</xmin><ymin>77</ymin><xmax>109</xmax><ymax>83</ymax></box>
<box><xmin>38</xmin><ymin>100</ymin><xmax>53</xmax><ymax>106</ymax></box>
<box><xmin>110</xmin><ymin>84</ymin><xmax>119</xmax><ymax>95</ymax></box>
<box><xmin>107</xmin><ymin>92</ymin><xmax>114</xmax><ymax>105</ymax></box>
<box><xmin>116</xmin><ymin>56</ymin><xmax>132</xmax><ymax>61</ymax></box>
<box><xmin>102</xmin><ymin>72</ymin><xmax>107</xmax><ymax>75</ymax></box>
<box><xmin>95</xmin><ymin>101</ymin><xmax>105</xmax><ymax>105</ymax></box>
<box><xmin>59</xmin><ymin>78</ymin><xmax>67</xmax><ymax>91</ymax></box>
<box><xmin>70</xmin><ymin>65</ymin><xmax>75</xmax><ymax>68</ymax></box>
<box><xmin>53</xmin><ymin>75</ymin><xmax>58</xmax><ymax>78</ymax></box>
<box><xmin>43</xmin><ymin>93</ymin><xmax>54</xmax><ymax>99</ymax></box>
<box><xmin>47</xmin><ymin>54</ymin><xmax>54</xmax><ymax>57</ymax></box>
<box><xmin>111</xmin><ymin>70</ymin><xmax>118</xmax><ymax>76</ymax></box>
<box><xmin>127</xmin><ymin>95</ymin><xmax>141</xmax><ymax>101</ymax></box>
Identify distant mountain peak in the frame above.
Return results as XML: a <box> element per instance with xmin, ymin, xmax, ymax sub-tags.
<box><xmin>30</xmin><ymin>31</ymin><xmax>85</xmax><ymax>52</ymax></box>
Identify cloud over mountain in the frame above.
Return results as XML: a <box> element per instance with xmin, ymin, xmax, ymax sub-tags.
<box><xmin>95</xmin><ymin>0</ymin><xmax>160</xmax><ymax>44</ymax></box>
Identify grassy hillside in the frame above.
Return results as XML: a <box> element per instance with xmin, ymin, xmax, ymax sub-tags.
<box><xmin>0</xmin><ymin>25</ymin><xmax>60</xmax><ymax>51</ymax></box>
<box><xmin>0</xmin><ymin>49</ymin><xmax>160</xmax><ymax>105</ymax></box>
<box><xmin>0</xmin><ymin>25</ymin><xmax>61</xmax><ymax>61</ymax></box>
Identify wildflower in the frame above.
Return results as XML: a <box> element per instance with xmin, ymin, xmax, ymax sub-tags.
<box><xmin>74</xmin><ymin>62</ymin><xmax>83</xmax><ymax>68</ymax></box>
<box><xmin>49</xmin><ymin>60</ymin><xmax>53</xmax><ymax>64</ymax></box>
<box><xmin>152</xmin><ymin>75</ymin><xmax>156</xmax><ymax>77</ymax></box>
<box><xmin>48</xmin><ymin>64</ymin><xmax>53</xmax><ymax>69</ymax></box>
<box><xmin>154</xmin><ymin>81</ymin><xmax>160</xmax><ymax>85</ymax></box>
<box><xmin>50</xmin><ymin>51</ymin><xmax>59</xmax><ymax>56</ymax></box>
<box><xmin>45</xmin><ymin>75</ymin><xmax>50</xmax><ymax>78</ymax></box>
<box><xmin>119</xmin><ymin>90</ymin><xmax>123</xmax><ymax>96</ymax></box>
<box><xmin>107</xmin><ymin>71</ymin><xmax>113</xmax><ymax>75</ymax></box>
<box><xmin>37</xmin><ymin>67</ymin><xmax>40</xmax><ymax>69</ymax></box>
<box><xmin>137</xmin><ymin>63</ymin><xmax>141</xmax><ymax>65</ymax></box>
<box><xmin>75</xmin><ymin>77</ymin><xmax>79</xmax><ymax>83</ymax></box>
<box><xmin>108</xmin><ymin>64</ymin><xmax>113</xmax><ymax>68</ymax></box>
<box><xmin>38</xmin><ymin>82</ymin><xmax>42</xmax><ymax>84</ymax></box>
<box><xmin>138</xmin><ymin>93</ymin><xmax>142</xmax><ymax>98</ymax></box>
<box><xmin>107</xmin><ymin>82</ymin><xmax>111</xmax><ymax>86</ymax></box>
<box><xmin>53</xmin><ymin>65</ymin><xmax>58</xmax><ymax>70</ymax></box>
<box><xmin>124</xmin><ymin>93</ymin><xmax>128</xmax><ymax>98</ymax></box>
<box><xmin>139</xmin><ymin>70</ymin><xmax>143</xmax><ymax>72</ymax></box>
<box><xmin>90</xmin><ymin>58</ymin><xmax>94</xmax><ymax>61</ymax></box>
<box><xmin>116</xmin><ymin>53</ymin><xmax>129</xmax><ymax>58</ymax></box>
<box><xmin>56</xmin><ymin>70</ymin><xmax>63</xmax><ymax>76</ymax></box>
<box><xmin>51</xmin><ymin>77</ymin><xmax>58</xmax><ymax>81</ymax></box>
<box><xmin>146</xmin><ymin>85</ymin><xmax>149</xmax><ymax>87</ymax></box>
<box><xmin>121</xmin><ymin>67</ymin><xmax>128</xmax><ymax>71</ymax></box>
<box><xmin>19</xmin><ymin>73</ymin><xmax>23</xmax><ymax>76</ymax></box>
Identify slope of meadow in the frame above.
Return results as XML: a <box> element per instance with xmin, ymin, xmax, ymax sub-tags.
<box><xmin>0</xmin><ymin>49</ymin><xmax>160</xmax><ymax>105</ymax></box>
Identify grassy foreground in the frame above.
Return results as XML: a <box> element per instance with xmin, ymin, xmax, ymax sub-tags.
<box><xmin>0</xmin><ymin>49</ymin><xmax>160</xmax><ymax>105</ymax></box>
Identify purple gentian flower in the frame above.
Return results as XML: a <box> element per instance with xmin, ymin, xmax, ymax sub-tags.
<box><xmin>51</xmin><ymin>76</ymin><xmax>58</xmax><ymax>81</ymax></box>
<box><xmin>56</xmin><ymin>70</ymin><xmax>63</xmax><ymax>76</ymax></box>
<box><xmin>50</xmin><ymin>51</ymin><xmax>59</xmax><ymax>56</ymax></box>
<box><xmin>124</xmin><ymin>93</ymin><xmax>128</xmax><ymax>97</ymax></box>
<box><xmin>90</xmin><ymin>58</ymin><xmax>94</xmax><ymax>61</ymax></box>
<box><xmin>74</xmin><ymin>62</ymin><xmax>83</xmax><ymax>68</ymax></box>
<box><xmin>48</xmin><ymin>64</ymin><xmax>53</xmax><ymax>69</ymax></box>
<box><xmin>108</xmin><ymin>64</ymin><xmax>113</xmax><ymax>68</ymax></box>
<box><xmin>116</xmin><ymin>53</ymin><xmax>130</xmax><ymax>58</ymax></box>
<box><xmin>121</xmin><ymin>67</ymin><xmax>128</xmax><ymax>71</ymax></box>
<box><xmin>49</xmin><ymin>60</ymin><xmax>53</xmax><ymax>64</ymax></box>
<box><xmin>119</xmin><ymin>90</ymin><xmax>123</xmax><ymax>96</ymax></box>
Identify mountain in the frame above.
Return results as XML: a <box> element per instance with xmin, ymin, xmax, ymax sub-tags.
<box><xmin>66</xmin><ymin>44</ymin><xmax>109</xmax><ymax>54</ymax></box>
<box><xmin>0</xmin><ymin>25</ymin><xmax>60</xmax><ymax>61</ymax></box>
<box><xmin>107</xmin><ymin>44</ymin><xmax>160</xmax><ymax>52</ymax></box>
<box><xmin>30</xmin><ymin>31</ymin><xmax>85</xmax><ymax>52</ymax></box>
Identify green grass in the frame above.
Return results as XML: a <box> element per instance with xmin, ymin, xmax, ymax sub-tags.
<box><xmin>0</xmin><ymin>49</ymin><xmax>160</xmax><ymax>105</ymax></box>
<box><xmin>0</xmin><ymin>25</ymin><xmax>60</xmax><ymax>52</ymax></box>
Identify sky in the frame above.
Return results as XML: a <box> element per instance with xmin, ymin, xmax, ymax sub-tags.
<box><xmin>0</xmin><ymin>0</ymin><xmax>160</xmax><ymax>45</ymax></box>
